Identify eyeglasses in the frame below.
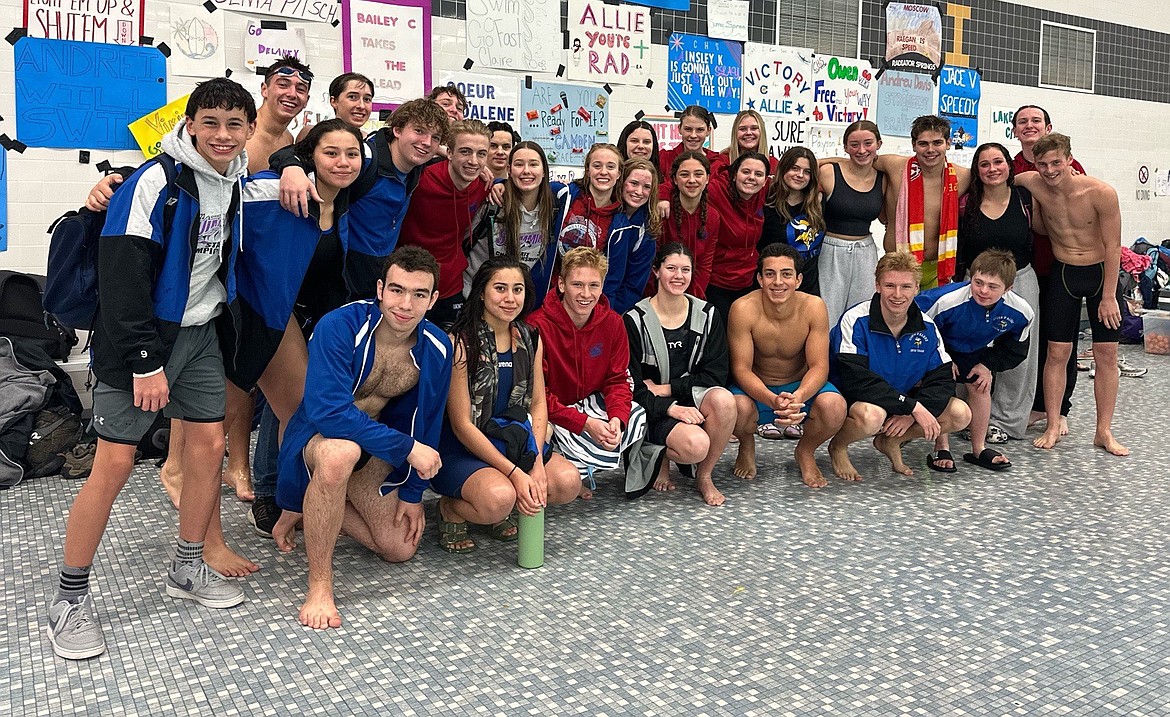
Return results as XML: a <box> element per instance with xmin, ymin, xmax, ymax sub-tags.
<box><xmin>267</xmin><ymin>66</ymin><xmax>314</xmax><ymax>84</ymax></box>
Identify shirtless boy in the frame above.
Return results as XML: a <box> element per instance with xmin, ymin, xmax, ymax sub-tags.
<box><xmin>1012</xmin><ymin>134</ymin><xmax>1127</xmax><ymax>456</ymax></box>
<box><xmin>728</xmin><ymin>243</ymin><xmax>847</xmax><ymax>488</ymax></box>
<box><xmin>271</xmin><ymin>247</ymin><xmax>451</xmax><ymax>629</ymax></box>
<box><xmin>828</xmin><ymin>252</ymin><xmax>971</xmax><ymax>480</ymax></box>
<box><xmin>871</xmin><ymin>116</ymin><xmax>972</xmax><ymax>289</ymax></box>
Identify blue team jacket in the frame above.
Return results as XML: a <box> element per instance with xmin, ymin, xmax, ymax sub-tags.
<box><xmin>276</xmin><ymin>300</ymin><xmax>452</xmax><ymax>512</ymax></box>
<box><xmin>914</xmin><ymin>282</ymin><xmax>1034</xmax><ymax>373</ymax></box>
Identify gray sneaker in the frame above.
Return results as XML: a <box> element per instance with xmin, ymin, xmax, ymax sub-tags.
<box><xmin>46</xmin><ymin>594</ymin><xmax>106</xmax><ymax>660</ymax></box>
<box><xmin>165</xmin><ymin>561</ymin><xmax>245</xmax><ymax>609</ymax></box>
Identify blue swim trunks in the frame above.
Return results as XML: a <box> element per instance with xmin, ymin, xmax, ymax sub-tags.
<box><xmin>731</xmin><ymin>379</ymin><xmax>840</xmax><ymax>425</ymax></box>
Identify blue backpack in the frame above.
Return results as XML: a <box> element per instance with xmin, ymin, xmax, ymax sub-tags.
<box><xmin>44</xmin><ymin>155</ymin><xmax>179</xmax><ymax>330</ymax></box>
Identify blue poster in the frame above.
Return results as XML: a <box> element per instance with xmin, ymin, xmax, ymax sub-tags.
<box><xmin>14</xmin><ymin>38</ymin><xmax>167</xmax><ymax>151</ymax></box>
<box><xmin>667</xmin><ymin>33</ymin><xmax>742</xmax><ymax>114</ymax></box>
<box><xmin>0</xmin><ymin>149</ymin><xmax>6</xmax><ymax>252</ymax></box>
<box><xmin>937</xmin><ymin>65</ymin><xmax>980</xmax><ymax>149</ymax></box>
<box><xmin>876</xmin><ymin>70</ymin><xmax>935</xmax><ymax>138</ymax></box>
<box><xmin>520</xmin><ymin>80</ymin><xmax>610</xmax><ymax>167</ymax></box>
<box><xmin>629</xmin><ymin>0</ymin><xmax>689</xmax><ymax>9</ymax></box>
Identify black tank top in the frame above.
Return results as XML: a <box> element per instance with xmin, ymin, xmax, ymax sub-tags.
<box><xmin>295</xmin><ymin>225</ymin><xmax>347</xmax><ymax>335</ymax></box>
<box><xmin>957</xmin><ymin>185</ymin><xmax>1033</xmax><ymax>273</ymax></box>
<box><xmin>823</xmin><ymin>163</ymin><xmax>884</xmax><ymax>236</ymax></box>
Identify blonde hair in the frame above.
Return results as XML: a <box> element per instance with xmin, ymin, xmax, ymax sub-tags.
<box><xmin>1033</xmin><ymin>132</ymin><xmax>1072</xmax><ymax>159</ymax></box>
<box><xmin>445</xmin><ymin>118</ymin><xmax>491</xmax><ymax>148</ymax></box>
<box><xmin>725</xmin><ymin>109</ymin><xmax>768</xmax><ymax>163</ymax></box>
<box><xmin>875</xmin><ymin>252</ymin><xmax>922</xmax><ymax>284</ymax></box>
<box><xmin>560</xmin><ymin>246</ymin><xmax>608</xmax><ymax>280</ymax></box>
<box><xmin>621</xmin><ymin>157</ymin><xmax>662</xmax><ymax>239</ymax></box>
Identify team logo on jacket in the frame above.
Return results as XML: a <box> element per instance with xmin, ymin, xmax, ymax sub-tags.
<box><xmin>589</xmin><ymin>343</ymin><xmax>603</xmax><ymax>358</ymax></box>
<box><xmin>907</xmin><ymin>332</ymin><xmax>927</xmax><ymax>352</ymax></box>
<box><xmin>994</xmin><ymin>316</ymin><xmax>1014</xmax><ymax>331</ymax></box>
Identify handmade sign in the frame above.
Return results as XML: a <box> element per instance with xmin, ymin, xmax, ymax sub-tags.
<box><xmin>938</xmin><ymin>65</ymin><xmax>980</xmax><ymax>148</ymax></box>
<box><xmin>244</xmin><ymin>20</ymin><xmax>307</xmax><ymax>72</ymax></box>
<box><xmin>707</xmin><ymin>0</ymin><xmax>748</xmax><ymax>41</ymax></box>
<box><xmin>343</xmin><ymin>0</ymin><xmax>430</xmax><ymax>110</ymax></box>
<box><xmin>24</xmin><ymin>0</ymin><xmax>144</xmax><ymax>45</ymax></box>
<box><xmin>875</xmin><ymin>70</ymin><xmax>933</xmax><ymax>137</ymax></box>
<box><xmin>987</xmin><ymin>106</ymin><xmax>1017</xmax><ymax>144</ymax></box>
<box><xmin>885</xmin><ymin>2</ymin><xmax>942</xmax><ymax>73</ymax></box>
<box><xmin>169</xmin><ymin>6</ymin><xmax>225</xmax><ymax>77</ymax></box>
<box><xmin>741</xmin><ymin>43</ymin><xmax>813</xmax><ymax>157</ymax></box>
<box><xmin>14</xmin><ymin>38</ymin><xmax>167</xmax><ymax>151</ymax></box>
<box><xmin>437</xmin><ymin>72</ymin><xmax>520</xmax><ymax>123</ymax></box>
<box><xmin>207</xmin><ymin>0</ymin><xmax>339</xmax><ymax>24</ymax></box>
<box><xmin>567</xmin><ymin>0</ymin><xmax>651</xmax><ymax>86</ymax></box>
<box><xmin>667</xmin><ymin>33</ymin><xmax>742</xmax><ymax>114</ymax></box>
<box><xmin>520</xmin><ymin>81</ymin><xmax>610</xmax><ymax>167</ymax></box>
<box><xmin>129</xmin><ymin>94</ymin><xmax>191</xmax><ymax>158</ymax></box>
<box><xmin>809</xmin><ymin>54</ymin><xmax>873</xmax><ymax>125</ymax></box>
<box><xmin>466</xmin><ymin>0</ymin><xmax>561</xmax><ymax>74</ymax></box>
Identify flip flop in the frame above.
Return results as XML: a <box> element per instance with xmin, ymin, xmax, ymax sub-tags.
<box><xmin>780</xmin><ymin>424</ymin><xmax>804</xmax><ymax>439</ymax></box>
<box><xmin>927</xmin><ymin>449</ymin><xmax>957</xmax><ymax>473</ymax></box>
<box><xmin>756</xmin><ymin>423</ymin><xmax>784</xmax><ymax>440</ymax></box>
<box><xmin>964</xmin><ymin>448</ymin><xmax>1012</xmax><ymax>471</ymax></box>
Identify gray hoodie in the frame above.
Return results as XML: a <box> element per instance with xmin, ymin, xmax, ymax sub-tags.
<box><xmin>161</xmin><ymin>120</ymin><xmax>249</xmax><ymax>327</ymax></box>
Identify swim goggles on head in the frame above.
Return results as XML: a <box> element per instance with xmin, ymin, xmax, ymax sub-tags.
<box><xmin>267</xmin><ymin>65</ymin><xmax>314</xmax><ymax>84</ymax></box>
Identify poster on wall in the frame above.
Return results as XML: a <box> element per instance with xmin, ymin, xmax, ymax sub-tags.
<box><xmin>567</xmin><ymin>0</ymin><xmax>651</xmax><ymax>86</ymax></box>
<box><xmin>0</xmin><ymin>148</ymin><xmax>7</xmax><ymax>252</ymax></box>
<box><xmin>466</xmin><ymin>0</ymin><xmax>561</xmax><ymax>74</ymax></box>
<box><xmin>809</xmin><ymin>54</ymin><xmax>872</xmax><ymax>125</ymax></box>
<box><xmin>938</xmin><ymin>65</ymin><xmax>980</xmax><ymax>149</ymax></box>
<box><xmin>14</xmin><ymin>38</ymin><xmax>167</xmax><ymax>151</ymax></box>
<box><xmin>884</xmin><ymin>2</ymin><xmax>942</xmax><ymax>73</ymax></box>
<box><xmin>244</xmin><ymin>20</ymin><xmax>307</xmax><ymax>72</ymax></box>
<box><xmin>129</xmin><ymin>95</ymin><xmax>191</xmax><ymax>158</ymax></box>
<box><xmin>520</xmin><ymin>81</ymin><xmax>609</xmax><ymax>167</ymax></box>
<box><xmin>24</xmin><ymin>0</ymin><xmax>144</xmax><ymax>45</ymax></box>
<box><xmin>806</xmin><ymin>123</ymin><xmax>847</xmax><ymax>159</ymax></box>
<box><xmin>875</xmin><ymin>70</ymin><xmax>933</xmax><ymax>137</ymax></box>
<box><xmin>627</xmin><ymin>0</ymin><xmax>688</xmax><ymax>10</ymax></box>
<box><xmin>437</xmin><ymin>72</ymin><xmax>520</xmax><ymax>123</ymax></box>
<box><xmin>206</xmin><ymin>0</ymin><xmax>339</xmax><ymax>24</ymax></box>
<box><xmin>169</xmin><ymin>7</ymin><xmax>226</xmax><ymax>77</ymax></box>
<box><xmin>707</xmin><ymin>0</ymin><xmax>748</xmax><ymax>42</ymax></box>
<box><xmin>988</xmin><ymin>105</ymin><xmax>1018</xmax><ymax>144</ymax></box>
<box><xmin>343</xmin><ymin>0</ymin><xmax>430</xmax><ymax>111</ymax></box>
<box><xmin>741</xmin><ymin>43</ymin><xmax>813</xmax><ymax>157</ymax></box>
<box><xmin>667</xmin><ymin>33</ymin><xmax>742</xmax><ymax>114</ymax></box>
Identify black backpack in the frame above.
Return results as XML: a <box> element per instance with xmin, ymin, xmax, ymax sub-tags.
<box><xmin>43</xmin><ymin>155</ymin><xmax>179</xmax><ymax>330</ymax></box>
<box><xmin>0</xmin><ymin>271</ymin><xmax>77</xmax><ymax>361</ymax></box>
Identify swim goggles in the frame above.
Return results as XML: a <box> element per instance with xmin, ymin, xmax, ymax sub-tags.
<box><xmin>266</xmin><ymin>65</ymin><xmax>314</xmax><ymax>84</ymax></box>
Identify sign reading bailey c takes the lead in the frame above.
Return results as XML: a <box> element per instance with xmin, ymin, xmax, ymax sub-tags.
<box><xmin>667</xmin><ymin>33</ymin><xmax>742</xmax><ymax>114</ymax></box>
<box><xmin>938</xmin><ymin>65</ymin><xmax>980</xmax><ymax>149</ymax></box>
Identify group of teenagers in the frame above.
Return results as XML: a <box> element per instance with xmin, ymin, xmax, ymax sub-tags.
<box><xmin>46</xmin><ymin>55</ymin><xmax>1130</xmax><ymax>659</ymax></box>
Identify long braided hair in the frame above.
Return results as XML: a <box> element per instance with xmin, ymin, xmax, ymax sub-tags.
<box><xmin>669</xmin><ymin>150</ymin><xmax>711</xmax><ymax>242</ymax></box>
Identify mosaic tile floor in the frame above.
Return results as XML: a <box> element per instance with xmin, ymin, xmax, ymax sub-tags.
<box><xmin>4</xmin><ymin>345</ymin><xmax>1169</xmax><ymax>716</ymax></box>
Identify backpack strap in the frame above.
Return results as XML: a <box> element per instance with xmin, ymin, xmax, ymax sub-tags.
<box><xmin>153</xmin><ymin>154</ymin><xmax>181</xmax><ymax>238</ymax></box>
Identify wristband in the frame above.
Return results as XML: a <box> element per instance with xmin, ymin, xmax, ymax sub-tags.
<box><xmin>507</xmin><ymin>465</ymin><xmax>517</xmax><ymax>478</ymax></box>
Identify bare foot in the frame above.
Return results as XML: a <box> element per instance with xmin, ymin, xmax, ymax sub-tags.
<box><xmin>795</xmin><ymin>445</ymin><xmax>827</xmax><ymax>488</ymax></box>
<box><xmin>205</xmin><ymin>542</ymin><xmax>259</xmax><ymax>577</ymax></box>
<box><xmin>1032</xmin><ymin>427</ymin><xmax>1062</xmax><ymax>449</ymax></box>
<box><xmin>158</xmin><ymin>461</ymin><xmax>182</xmax><ymax>510</ymax></box>
<box><xmin>1093</xmin><ymin>430</ymin><xmax>1129</xmax><ymax>456</ymax></box>
<box><xmin>873</xmin><ymin>434</ymin><xmax>912</xmax><ymax>476</ymax></box>
<box><xmin>223</xmin><ymin>464</ymin><xmax>255</xmax><ymax>502</ymax></box>
<box><xmin>653</xmin><ymin>473</ymin><xmax>676</xmax><ymax>491</ymax></box>
<box><xmin>1028</xmin><ymin>410</ymin><xmax>1046</xmax><ymax>428</ymax></box>
<box><xmin>828</xmin><ymin>441</ymin><xmax>863</xmax><ymax>481</ymax></box>
<box><xmin>273</xmin><ymin>511</ymin><xmax>302</xmax><ymax>552</ymax></box>
<box><xmin>695</xmin><ymin>475</ymin><xmax>725</xmax><ymax>506</ymax></box>
<box><xmin>732</xmin><ymin>434</ymin><xmax>756</xmax><ymax>479</ymax></box>
<box><xmin>578</xmin><ymin>482</ymin><xmax>593</xmax><ymax>500</ymax></box>
<box><xmin>300</xmin><ymin>583</ymin><xmax>342</xmax><ymax>630</ymax></box>
<box><xmin>1058</xmin><ymin>416</ymin><xmax>1069</xmax><ymax>436</ymax></box>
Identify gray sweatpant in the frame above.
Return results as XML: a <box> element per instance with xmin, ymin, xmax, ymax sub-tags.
<box><xmin>989</xmin><ymin>263</ymin><xmax>1040</xmax><ymax>438</ymax></box>
<box><xmin>819</xmin><ymin>235</ymin><xmax>881</xmax><ymax>328</ymax></box>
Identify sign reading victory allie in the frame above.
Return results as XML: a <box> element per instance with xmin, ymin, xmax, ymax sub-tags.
<box><xmin>343</xmin><ymin>0</ymin><xmax>430</xmax><ymax>110</ymax></box>
<box><xmin>741</xmin><ymin>43</ymin><xmax>813</xmax><ymax>156</ymax></box>
<box><xmin>567</xmin><ymin>0</ymin><xmax>651</xmax><ymax>85</ymax></box>
<box><xmin>667</xmin><ymin>33</ymin><xmax>742</xmax><ymax>114</ymax></box>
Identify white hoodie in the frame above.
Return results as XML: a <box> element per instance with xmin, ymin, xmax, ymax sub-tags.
<box><xmin>160</xmin><ymin>119</ymin><xmax>249</xmax><ymax>327</ymax></box>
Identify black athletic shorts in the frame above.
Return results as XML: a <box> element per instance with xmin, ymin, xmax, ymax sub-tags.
<box><xmin>1042</xmin><ymin>260</ymin><xmax>1120</xmax><ymax>344</ymax></box>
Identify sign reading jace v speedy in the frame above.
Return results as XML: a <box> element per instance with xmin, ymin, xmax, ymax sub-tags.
<box><xmin>937</xmin><ymin>65</ymin><xmax>980</xmax><ymax>149</ymax></box>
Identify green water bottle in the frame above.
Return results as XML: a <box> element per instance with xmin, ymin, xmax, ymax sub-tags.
<box><xmin>517</xmin><ymin>509</ymin><xmax>544</xmax><ymax>569</ymax></box>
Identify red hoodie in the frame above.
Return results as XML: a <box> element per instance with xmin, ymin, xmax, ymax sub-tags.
<box><xmin>559</xmin><ymin>186</ymin><xmax>621</xmax><ymax>253</ymax></box>
<box><xmin>658</xmin><ymin>145</ymin><xmax>728</xmax><ymax>179</ymax></box>
<box><xmin>527</xmin><ymin>289</ymin><xmax>632</xmax><ymax>433</ymax></box>
<box><xmin>399</xmin><ymin>160</ymin><xmax>489</xmax><ymax>299</ymax></box>
<box><xmin>706</xmin><ymin>171</ymin><xmax>769</xmax><ymax>291</ymax></box>
<box><xmin>660</xmin><ymin>201</ymin><xmax>720</xmax><ymax>299</ymax></box>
